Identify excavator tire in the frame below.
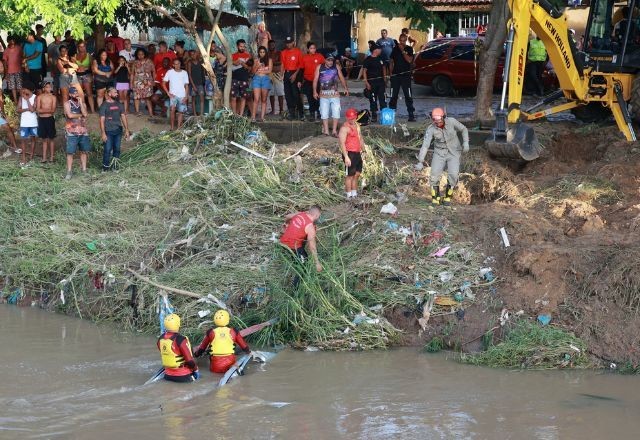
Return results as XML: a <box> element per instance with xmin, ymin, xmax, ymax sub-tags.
<box><xmin>571</xmin><ymin>102</ymin><xmax>611</xmax><ymax>123</ymax></box>
<box><xmin>628</xmin><ymin>74</ymin><xmax>640</xmax><ymax>122</ymax></box>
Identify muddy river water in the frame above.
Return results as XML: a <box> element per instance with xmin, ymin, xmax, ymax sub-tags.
<box><xmin>2</xmin><ymin>306</ymin><xmax>639</xmax><ymax>439</ymax></box>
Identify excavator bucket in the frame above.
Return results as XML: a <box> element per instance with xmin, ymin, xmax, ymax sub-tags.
<box><xmin>485</xmin><ymin>112</ymin><xmax>541</xmax><ymax>161</ymax></box>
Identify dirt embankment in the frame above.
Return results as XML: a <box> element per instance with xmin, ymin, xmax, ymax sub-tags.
<box><xmin>414</xmin><ymin>123</ymin><xmax>640</xmax><ymax>366</ymax></box>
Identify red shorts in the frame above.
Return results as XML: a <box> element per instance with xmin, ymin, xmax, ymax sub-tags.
<box><xmin>211</xmin><ymin>354</ymin><xmax>236</xmax><ymax>373</ymax></box>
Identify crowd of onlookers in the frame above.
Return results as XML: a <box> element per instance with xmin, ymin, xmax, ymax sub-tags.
<box><xmin>0</xmin><ymin>23</ymin><xmax>426</xmax><ymax>175</ymax></box>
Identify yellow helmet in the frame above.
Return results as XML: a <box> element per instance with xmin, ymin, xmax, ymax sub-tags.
<box><xmin>164</xmin><ymin>313</ymin><xmax>181</xmax><ymax>332</ymax></box>
<box><xmin>213</xmin><ymin>309</ymin><xmax>230</xmax><ymax>327</ymax></box>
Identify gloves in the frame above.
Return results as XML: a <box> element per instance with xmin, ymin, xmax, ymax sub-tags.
<box><xmin>192</xmin><ymin>370</ymin><xmax>201</xmax><ymax>380</ymax></box>
<box><xmin>244</xmin><ymin>347</ymin><xmax>252</xmax><ymax>354</ymax></box>
<box><xmin>414</xmin><ymin>162</ymin><xmax>424</xmax><ymax>171</ymax></box>
<box><xmin>463</xmin><ymin>143</ymin><xmax>469</xmax><ymax>153</ymax></box>
<box><xmin>193</xmin><ymin>348</ymin><xmax>204</xmax><ymax>358</ymax></box>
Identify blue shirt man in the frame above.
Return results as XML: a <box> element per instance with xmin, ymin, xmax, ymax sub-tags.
<box><xmin>376</xmin><ymin>29</ymin><xmax>395</xmax><ymax>62</ymax></box>
<box><xmin>24</xmin><ymin>34</ymin><xmax>44</xmax><ymax>70</ymax></box>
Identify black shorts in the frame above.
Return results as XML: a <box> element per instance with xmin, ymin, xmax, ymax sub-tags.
<box><xmin>23</xmin><ymin>69</ymin><xmax>43</xmax><ymax>89</ymax></box>
<box><xmin>38</xmin><ymin>116</ymin><xmax>56</xmax><ymax>139</ymax></box>
<box><xmin>163</xmin><ymin>373</ymin><xmax>196</xmax><ymax>383</ymax></box>
<box><xmin>344</xmin><ymin>151</ymin><xmax>363</xmax><ymax>176</ymax></box>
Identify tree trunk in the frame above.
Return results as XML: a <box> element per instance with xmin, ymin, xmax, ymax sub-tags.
<box><xmin>298</xmin><ymin>6</ymin><xmax>314</xmax><ymax>48</ymax></box>
<box><xmin>474</xmin><ymin>0</ymin><xmax>508</xmax><ymax>126</ymax></box>
<box><xmin>94</xmin><ymin>23</ymin><xmax>105</xmax><ymax>51</ymax></box>
<box><xmin>215</xmin><ymin>25</ymin><xmax>233</xmax><ymax>109</ymax></box>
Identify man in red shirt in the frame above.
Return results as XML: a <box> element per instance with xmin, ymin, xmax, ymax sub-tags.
<box><xmin>153</xmin><ymin>41</ymin><xmax>177</xmax><ymax>72</ymax></box>
<box><xmin>301</xmin><ymin>42</ymin><xmax>325</xmax><ymax>122</ymax></box>
<box><xmin>280</xmin><ymin>205</ymin><xmax>322</xmax><ymax>273</ymax></box>
<box><xmin>231</xmin><ymin>39</ymin><xmax>252</xmax><ymax>116</ymax></box>
<box><xmin>338</xmin><ymin>108</ymin><xmax>365</xmax><ymax>199</ymax></box>
<box><xmin>157</xmin><ymin>313</ymin><xmax>200</xmax><ymax>383</ymax></box>
<box><xmin>105</xmin><ymin>26</ymin><xmax>125</xmax><ymax>53</ymax></box>
<box><xmin>280</xmin><ymin>36</ymin><xmax>304</xmax><ymax>121</ymax></box>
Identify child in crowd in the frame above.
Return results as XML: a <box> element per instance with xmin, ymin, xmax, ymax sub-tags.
<box><xmin>18</xmin><ymin>84</ymin><xmax>38</xmax><ymax>165</ymax></box>
<box><xmin>162</xmin><ymin>58</ymin><xmax>190</xmax><ymax>130</ymax></box>
<box><xmin>114</xmin><ymin>55</ymin><xmax>130</xmax><ymax>114</ymax></box>
<box><xmin>36</xmin><ymin>80</ymin><xmax>57</xmax><ymax>163</ymax></box>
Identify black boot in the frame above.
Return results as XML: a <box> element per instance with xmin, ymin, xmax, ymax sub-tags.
<box><xmin>431</xmin><ymin>186</ymin><xmax>441</xmax><ymax>206</ymax></box>
<box><xmin>442</xmin><ymin>185</ymin><xmax>454</xmax><ymax>206</ymax></box>
<box><xmin>408</xmin><ymin>113</ymin><xmax>416</xmax><ymax>122</ymax></box>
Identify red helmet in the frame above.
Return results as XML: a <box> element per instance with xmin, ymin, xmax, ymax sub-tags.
<box><xmin>345</xmin><ymin>108</ymin><xmax>358</xmax><ymax>120</ymax></box>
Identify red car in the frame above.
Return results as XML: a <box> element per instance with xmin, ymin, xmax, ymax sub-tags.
<box><xmin>413</xmin><ymin>37</ymin><xmax>558</xmax><ymax>96</ymax></box>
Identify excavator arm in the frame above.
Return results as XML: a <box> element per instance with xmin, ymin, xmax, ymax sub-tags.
<box><xmin>487</xmin><ymin>0</ymin><xmax>637</xmax><ymax>161</ymax></box>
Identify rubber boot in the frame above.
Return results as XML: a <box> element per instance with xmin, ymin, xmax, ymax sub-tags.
<box><xmin>442</xmin><ymin>185</ymin><xmax>454</xmax><ymax>206</ymax></box>
<box><xmin>431</xmin><ymin>186</ymin><xmax>441</xmax><ymax>206</ymax></box>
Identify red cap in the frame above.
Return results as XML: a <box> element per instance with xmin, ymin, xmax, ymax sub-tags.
<box><xmin>345</xmin><ymin>108</ymin><xmax>357</xmax><ymax>120</ymax></box>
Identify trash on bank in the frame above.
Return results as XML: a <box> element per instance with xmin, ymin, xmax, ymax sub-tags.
<box><xmin>423</xmin><ymin>230</ymin><xmax>444</xmax><ymax>245</ymax></box>
<box><xmin>537</xmin><ymin>314</ymin><xmax>552</xmax><ymax>326</ymax></box>
<box><xmin>438</xmin><ymin>271</ymin><xmax>453</xmax><ymax>282</ymax></box>
<box><xmin>380</xmin><ymin>202</ymin><xmax>398</xmax><ymax>215</ymax></box>
<box><xmin>430</xmin><ymin>246</ymin><xmax>450</xmax><ymax>258</ymax></box>
<box><xmin>499</xmin><ymin>227</ymin><xmax>511</xmax><ymax>247</ymax></box>
<box><xmin>479</xmin><ymin>267</ymin><xmax>494</xmax><ymax>281</ymax></box>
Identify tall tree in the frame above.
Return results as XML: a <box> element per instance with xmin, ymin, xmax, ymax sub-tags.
<box><xmin>123</xmin><ymin>0</ymin><xmax>247</xmax><ymax>108</ymax></box>
<box><xmin>0</xmin><ymin>0</ymin><xmax>119</xmax><ymax>38</ymax></box>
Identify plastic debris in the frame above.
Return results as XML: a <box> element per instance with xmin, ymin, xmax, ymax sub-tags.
<box><xmin>198</xmin><ymin>310</ymin><xmax>212</xmax><ymax>318</ymax></box>
<box><xmin>380</xmin><ymin>202</ymin><xmax>398</xmax><ymax>215</ymax></box>
<box><xmin>423</xmin><ymin>230</ymin><xmax>444</xmax><ymax>245</ymax></box>
<box><xmin>85</xmin><ymin>241</ymin><xmax>98</xmax><ymax>252</ymax></box>
<box><xmin>499</xmin><ymin>308</ymin><xmax>510</xmax><ymax>326</ymax></box>
<box><xmin>453</xmin><ymin>292</ymin><xmax>464</xmax><ymax>302</ymax></box>
<box><xmin>499</xmin><ymin>227</ymin><xmax>511</xmax><ymax>247</ymax></box>
<box><xmin>418</xmin><ymin>293</ymin><xmax>436</xmax><ymax>330</ymax></box>
<box><xmin>438</xmin><ymin>271</ymin><xmax>453</xmax><ymax>282</ymax></box>
<box><xmin>394</xmin><ymin>192</ymin><xmax>408</xmax><ymax>203</ymax></box>
<box><xmin>352</xmin><ymin>312</ymin><xmax>380</xmax><ymax>325</ymax></box>
<box><xmin>537</xmin><ymin>314</ymin><xmax>552</xmax><ymax>326</ymax></box>
<box><xmin>435</xmin><ymin>296</ymin><xmax>458</xmax><ymax>306</ymax></box>
<box><xmin>305</xmin><ymin>346</ymin><xmax>320</xmax><ymax>352</ymax></box>
<box><xmin>455</xmin><ymin>308</ymin><xmax>466</xmax><ymax>320</ymax></box>
<box><xmin>479</xmin><ymin>267</ymin><xmax>495</xmax><ymax>281</ymax></box>
<box><xmin>430</xmin><ymin>246</ymin><xmax>451</xmax><ymax>258</ymax></box>
<box><xmin>460</xmin><ymin>281</ymin><xmax>475</xmax><ymax>299</ymax></box>
<box><xmin>369</xmin><ymin>304</ymin><xmax>383</xmax><ymax>312</ymax></box>
<box><xmin>386</xmin><ymin>221</ymin><xmax>399</xmax><ymax>231</ymax></box>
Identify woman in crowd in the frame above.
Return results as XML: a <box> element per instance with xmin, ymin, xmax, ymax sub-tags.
<box><xmin>92</xmin><ymin>49</ymin><xmax>114</xmax><ymax>107</ymax></box>
<box><xmin>74</xmin><ymin>41</ymin><xmax>95</xmax><ymax>112</ymax></box>
<box><xmin>250</xmin><ymin>46</ymin><xmax>272</xmax><ymax>122</ymax></box>
<box><xmin>56</xmin><ymin>45</ymin><xmax>79</xmax><ymax>104</ymax></box>
<box><xmin>131</xmin><ymin>48</ymin><xmax>155</xmax><ymax>116</ymax></box>
<box><xmin>114</xmin><ymin>55</ymin><xmax>131</xmax><ymax>114</ymax></box>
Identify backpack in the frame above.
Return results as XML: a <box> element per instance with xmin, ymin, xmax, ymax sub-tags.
<box><xmin>356</xmin><ymin>109</ymin><xmax>371</xmax><ymax>126</ymax></box>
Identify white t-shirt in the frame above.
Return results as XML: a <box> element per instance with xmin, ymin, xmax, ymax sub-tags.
<box><xmin>20</xmin><ymin>95</ymin><xmax>38</xmax><ymax>128</ymax></box>
<box><xmin>119</xmin><ymin>49</ymin><xmax>135</xmax><ymax>62</ymax></box>
<box><xmin>163</xmin><ymin>69</ymin><xmax>190</xmax><ymax>98</ymax></box>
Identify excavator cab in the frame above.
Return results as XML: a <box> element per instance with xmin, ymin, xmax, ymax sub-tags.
<box><xmin>584</xmin><ymin>0</ymin><xmax>640</xmax><ymax>71</ymax></box>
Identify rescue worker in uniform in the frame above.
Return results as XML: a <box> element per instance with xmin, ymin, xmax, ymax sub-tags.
<box><xmin>527</xmin><ymin>35</ymin><xmax>547</xmax><ymax>97</ymax></box>
<box><xmin>415</xmin><ymin>108</ymin><xmax>469</xmax><ymax>206</ymax></box>
<box><xmin>157</xmin><ymin>313</ymin><xmax>200</xmax><ymax>382</ymax></box>
<box><xmin>193</xmin><ymin>310</ymin><xmax>251</xmax><ymax>374</ymax></box>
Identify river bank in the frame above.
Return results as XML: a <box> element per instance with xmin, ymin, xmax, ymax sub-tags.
<box><xmin>1</xmin><ymin>112</ymin><xmax>638</xmax><ymax>371</ymax></box>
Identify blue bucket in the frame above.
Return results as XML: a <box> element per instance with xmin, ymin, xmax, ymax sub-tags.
<box><xmin>380</xmin><ymin>108</ymin><xmax>396</xmax><ymax>126</ymax></box>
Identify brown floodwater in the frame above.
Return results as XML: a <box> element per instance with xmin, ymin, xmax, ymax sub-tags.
<box><xmin>1</xmin><ymin>305</ymin><xmax>639</xmax><ymax>439</ymax></box>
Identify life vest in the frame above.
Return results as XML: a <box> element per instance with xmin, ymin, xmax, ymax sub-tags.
<box><xmin>280</xmin><ymin>213</ymin><xmax>314</xmax><ymax>250</ymax></box>
<box><xmin>159</xmin><ymin>333</ymin><xmax>191</xmax><ymax>368</ymax></box>
<box><xmin>528</xmin><ymin>39</ymin><xmax>547</xmax><ymax>62</ymax></box>
<box><xmin>209</xmin><ymin>327</ymin><xmax>235</xmax><ymax>356</ymax></box>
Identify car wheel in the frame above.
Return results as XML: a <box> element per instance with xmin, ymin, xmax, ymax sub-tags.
<box><xmin>432</xmin><ymin>75</ymin><xmax>453</xmax><ymax>96</ymax></box>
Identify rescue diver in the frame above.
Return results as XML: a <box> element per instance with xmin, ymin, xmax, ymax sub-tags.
<box><xmin>157</xmin><ymin>313</ymin><xmax>200</xmax><ymax>382</ymax></box>
<box><xmin>414</xmin><ymin>107</ymin><xmax>469</xmax><ymax>206</ymax></box>
<box><xmin>193</xmin><ymin>310</ymin><xmax>252</xmax><ymax>374</ymax></box>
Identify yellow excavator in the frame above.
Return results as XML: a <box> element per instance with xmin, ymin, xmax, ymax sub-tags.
<box><xmin>487</xmin><ymin>0</ymin><xmax>639</xmax><ymax>160</ymax></box>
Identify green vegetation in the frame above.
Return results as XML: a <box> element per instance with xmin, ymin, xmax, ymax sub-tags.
<box><xmin>461</xmin><ymin>320</ymin><xmax>591</xmax><ymax>370</ymax></box>
<box><xmin>0</xmin><ymin>111</ymin><xmax>486</xmax><ymax>350</ymax></box>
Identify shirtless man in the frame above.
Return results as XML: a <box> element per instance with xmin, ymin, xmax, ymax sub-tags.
<box><xmin>36</xmin><ymin>80</ymin><xmax>57</xmax><ymax>162</ymax></box>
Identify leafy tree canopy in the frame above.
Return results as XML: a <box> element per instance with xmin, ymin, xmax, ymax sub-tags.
<box><xmin>0</xmin><ymin>0</ymin><xmax>120</xmax><ymax>38</ymax></box>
